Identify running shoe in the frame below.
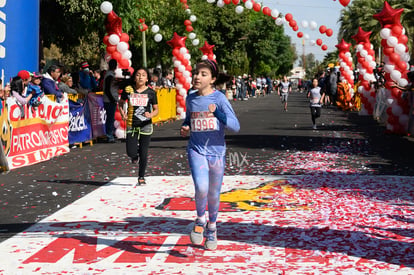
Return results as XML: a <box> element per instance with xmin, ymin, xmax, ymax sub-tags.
<box><xmin>313</xmin><ymin>124</ymin><xmax>317</xmax><ymax>130</ymax></box>
<box><xmin>136</xmin><ymin>177</ymin><xmax>146</xmax><ymax>186</ymax></box>
<box><xmin>204</xmin><ymin>227</ymin><xmax>217</xmax><ymax>250</ymax></box>
<box><xmin>190</xmin><ymin>219</ymin><xmax>206</xmax><ymax>245</ymax></box>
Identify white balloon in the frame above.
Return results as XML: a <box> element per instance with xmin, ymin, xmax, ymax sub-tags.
<box><xmin>185</xmin><ymin>9</ymin><xmax>192</xmax><ymax>14</ymax></box>
<box><xmin>183</xmin><ymin>70</ymin><xmax>191</xmax><ymax>78</ymax></box>
<box><xmin>245</xmin><ymin>1</ymin><xmax>253</xmax><ymax>9</ymax></box>
<box><xmin>117</xmin><ymin>41</ymin><xmax>129</xmax><ymax>53</ymax></box>
<box><xmin>391</xmin><ymin>104</ymin><xmax>403</xmax><ymax>116</ymax></box>
<box><xmin>395</xmin><ymin>44</ymin><xmax>406</xmax><ymax>55</ymax></box>
<box><xmin>365</xmin><ymin>55</ymin><xmax>373</xmax><ymax>63</ymax></box>
<box><xmin>207</xmin><ymin>0</ymin><xmax>215</xmax><ymax>3</ymax></box>
<box><xmin>235</xmin><ymin>5</ymin><xmax>244</xmax><ymax>14</ymax></box>
<box><xmin>115</xmin><ymin>68</ymin><xmax>123</xmax><ymax>78</ymax></box>
<box><xmin>177</xmin><ymin>107</ymin><xmax>184</xmax><ymax>114</ymax></box>
<box><xmin>387</xmin><ymin>36</ymin><xmax>398</xmax><ymax>47</ymax></box>
<box><xmin>176</xmin><ymin>84</ymin><xmax>183</xmax><ymax>90</ymax></box>
<box><xmin>179</xmin><ymin>89</ymin><xmax>186</xmax><ymax>96</ymax></box>
<box><xmin>399</xmin><ymin>114</ymin><xmax>409</xmax><ymax>125</ymax></box>
<box><xmin>202</xmin><ymin>55</ymin><xmax>208</xmax><ymax>60</ymax></box>
<box><xmin>301</xmin><ymin>20</ymin><xmax>309</xmax><ymax>28</ymax></box>
<box><xmin>174</xmin><ymin>60</ymin><xmax>181</xmax><ymax>68</ymax></box>
<box><xmin>188</xmin><ymin>32</ymin><xmax>196</xmax><ymax>40</ymax></box>
<box><xmin>275</xmin><ymin>18</ymin><xmax>283</xmax><ymax>26</ymax></box>
<box><xmin>345</xmin><ymin>52</ymin><xmax>351</xmax><ymax>58</ymax></box>
<box><xmin>100</xmin><ymin>1</ymin><xmax>113</xmax><ymax>14</ymax></box>
<box><xmin>398</xmin><ymin>78</ymin><xmax>408</xmax><ymax>87</ymax></box>
<box><xmin>271</xmin><ymin>9</ymin><xmax>280</xmax><ymax>18</ymax></box>
<box><xmin>178</xmin><ymin>65</ymin><xmax>185</xmax><ymax>72</ymax></box>
<box><xmin>122</xmin><ymin>50</ymin><xmax>132</xmax><ymax>59</ymax></box>
<box><xmin>304</xmin><ymin>34</ymin><xmax>310</xmax><ymax>40</ymax></box>
<box><xmin>180</xmin><ymin>112</ymin><xmax>186</xmax><ymax>119</ymax></box>
<box><xmin>356</xmin><ymin>44</ymin><xmax>363</xmax><ymax>52</ymax></box>
<box><xmin>151</xmin><ymin>25</ymin><xmax>160</xmax><ymax>33</ymax></box>
<box><xmin>217</xmin><ymin>0</ymin><xmax>225</xmax><ymax>7</ymax></box>
<box><xmin>108</xmin><ymin>34</ymin><xmax>120</xmax><ymax>45</ymax></box>
<box><xmin>114</xmin><ymin>129</ymin><xmax>125</xmax><ymax>139</ymax></box>
<box><xmin>360</xmin><ymin>50</ymin><xmax>368</xmax><ymax>58</ymax></box>
<box><xmin>154</xmin><ymin>33</ymin><xmax>163</xmax><ymax>42</ymax></box>
<box><xmin>380</xmin><ymin>28</ymin><xmax>391</xmax><ymax>39</ymax></box>
<box><xmin>309</xmin><ymin>21</ymin><xmax>317</xmax><ymax>30</ymax></box>
<box><xmin>184</xmin><ymin>53</ymin><xmax>191</xmax><ymax>60</ymax></box>
<box><xmin>403</xmin><ymin>53</ymin><xmax>411</xmax><ymax>62</ymax></box>
<box><xmin>384</xmin><ymin>64</ymin><xmax>394</xmax><ymax>73</ymax></box>
<box><xmin>179</xmin><ymin>47</ymin><xmax>187</xmax><ymax>55</ymax></box>
<box><xmin>192</xmin><ymin>39</ymin><xmax>200</xmax><ymax>46</ymax></box>
<box><xmin>369</xmin><ymin>61</ymin><xmax>377</xmax><ymax>68</ymax></box>
<box><xmin>390</xmin><ymin>70</ymin><xmax>402</xmax><ymax>82</ymax></box>
<box><xmin>310</xmin><ymin>40</ymin><xmax>316</xmax><ymax>46</ymax></box>
<box><xmin>190</xmin><ymin>15</ymin><xmax>197</xmax><ymax>22</ymax></box>
<box><xmin>386</xmin><ymin>98</ymin><xmax>394</xmax><ymax>106</ymax></box>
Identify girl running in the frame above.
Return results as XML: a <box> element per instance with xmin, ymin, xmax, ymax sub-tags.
<box><xmin>307</xmin><ymin>78</ymin><xmax>325</xmax><ymax>129</ymax></box>
<box><xmin>180</xmin><ymin>59</ymin><xmax>240</xmax><ymax>250</ymax></box>
<box><xmin>119</xmin><ymin>67</ymin><xmax>159</xmax><ymax>185</ymax></box>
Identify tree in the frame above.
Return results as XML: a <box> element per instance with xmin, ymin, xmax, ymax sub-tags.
<box><xmin>39</xmin><ymin>0</ymin><xmax>296</xmax><ymax>75</ymax></box>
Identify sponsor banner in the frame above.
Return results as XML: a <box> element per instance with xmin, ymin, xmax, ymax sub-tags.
<box><xmin>87</xmin><ymin>93</ymin><xmax>106</xmax><ymax>138</ymax></box>
<box><xmin>68</xmin><ymin>99</ymin><xmax>92</xmax><ymax>144</ymax></box>
<box><xmin>2</xmin><ymin>95</ymin><xmax>69</xmax><ymax>170</ymax></box>
<box><xmin>0</xmin><ymin>175</ymin><xmax>413</xmax><ymax>274</ymax></box>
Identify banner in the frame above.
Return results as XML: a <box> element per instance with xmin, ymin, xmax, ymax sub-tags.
<box><xmin>68</xmin><ymin>100</ymin><xmax>92</xmax><ymax>144</ymax></box>
<box><xmin>0</xmin><ymin>95</ymin><xmax>69</xmax><ymax>170</ymax></box>
<box><xmin>87</xmin><ymin>93</ymin><xmax>106</xmax><ymax>138</ymax></box>
<box><xmin>0</xmin><ymin>0</ymin><xmax>40</xmax><ymax>83</ymax></box>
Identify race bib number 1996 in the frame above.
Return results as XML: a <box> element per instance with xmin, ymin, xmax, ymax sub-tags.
<box><xmin>191</xmin><ymin>111</ymin><xmax>218</xmax><ymax>132</ymax></box>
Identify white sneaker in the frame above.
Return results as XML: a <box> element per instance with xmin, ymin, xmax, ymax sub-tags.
<box><xmin>312</xmin><ymin>124</ymin><xmax>317</xmax><ymax>130</ymax></box>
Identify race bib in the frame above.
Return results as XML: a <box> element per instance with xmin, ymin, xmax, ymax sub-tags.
<box><xmin>191</xmin><ymin>111</ymin><xmax>218</xmax><ymax>132</ymax></box>
<box><xmin>130</xmin><ymin>94</ymin><xmax>149</xmax><ymax>107</ymax></box>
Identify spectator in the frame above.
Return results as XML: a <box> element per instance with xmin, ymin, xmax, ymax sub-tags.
<box><xmin>27</xmin><ymin>72</ymin><xmax>44</xmax><ymax>108</ymax></box>
<box><xmin>102</xmin><ymin>59</ymin><xmax>120</xmax><ymax>143</ymax></box>
<box><xmin>42</xmin><ymin>65</ymin><xmax>63</xmax><ymax>102</ymax></box>
<box><xmin>161</xmin><ymin>70</ymin><xmax>174</xmax><ymax>88</ymax></box>
<box><xmin>58</xmin><ymin>74</ymin><xmax>78</xmax><ymax>95</ymax></box>
<box><xmin>78</xmin><ymin>61</ymin><xmax>97</xmax><ymax>94</ymax></box>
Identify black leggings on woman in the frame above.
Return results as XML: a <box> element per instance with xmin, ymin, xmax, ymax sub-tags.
<box><xmin>310</xmin><ymin>106</ymin><xmax>321</xmax><ymax>124</ymax></box>
<box><xmin>126</xmin><ymin>132</ymin><xmax>151</xmax><ymax>178</ymax></box>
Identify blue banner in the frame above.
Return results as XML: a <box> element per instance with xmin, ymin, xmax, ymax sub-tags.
<box><xmin>0</xmin><ymin>0</ymin><xmax>40</xmax><ymax>83</ymax></box>
<box><xmin>68</xmin><ymin>100</ymin><xmax>92</xmax><ymax>145</ymax></box>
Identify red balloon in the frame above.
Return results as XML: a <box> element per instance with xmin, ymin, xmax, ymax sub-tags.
<box><xmin>186</xmin><ymin>25</ymin><xmax>194</xmax><ymax>32</ymax></box>
<box><xmin>106</xmin><ymin>45</ymin><xmax>117</xmax><ymax>54</ymax></box>
<box><xmin>399</xmin><ymin>35</ymin><xmax>408</xmax><ymax>44</ymax></box>
<box><xmin>397</xmin><ymin>60</ymin><xmax>407</xmax><ymax>71</ymax></box>
<box><xmin>321</xmin><ymin>44</ymin><xmax>328</xmax><ymax>51</ymax></box>
<box><xmin>262</xmin><ymin>7</ymin><xmax>271</xmax><ymax>16</ymax></box>
<box><xmin>319</xmin><ymin>25</ymin><xmax>327</xmax><ymax>34</ymax></box>
<box><xmin>292</xmin><ymin>25</ymin><xmax>299</xmax><ymax>31</ymax></box>
<box><xmin>111</xmin><ymin>51</ymin><xmax>122</xmax><ymax>61</ymax></box>
<box><xmin>325</xmin><ymin>29</ymin><xmax>333</xmax><ymax>37</ymax></box>
<box><xmin>119</xmin><ymin>58</ymin><xmax>129</xmax><ymax>69</ymax></box>
<box><xmin>172</xmin><ymin>48</ymin><xmax>180</xmax><ymax>57</ymax></box>
<box><xmin>103</xmin><ymin>35</ymin><xmax>110</xmax><ymax>46</ymax></box>
<box><xmin>224</xmin><ymin>0</ymin><xmax>231</xmax><ymax>4</ymax></box>
<box><xmin>232</xmin><ymin>0</ymin><xmax>240</xmax><ymax>4</ymax></box>
<box><xmin>285</xmin><ymin>13</ymin><xmax>293</xmax><ymax>22</ymax></box>
<box><xmin>184</xmin><ymin>19</ymin><xmax>192</xmax><ymax>26</ymax></box>
<box><xmin>297</xmin><ymin>32</ymin><xmax>303</xmax><ymax>38</ymax></box>
<box><xmin>316</xmin><ymin>39</ymin><xmax>323</xmax><ymax>46</ymax></box>
<box><xmin>391</xmin><ymin>25</ymin><xmax>403</xmax><ymax>36</ymax></box>
<box><xmin>253</xmin><ymin>2</ymin><xmax>261</xmax><ymax>12</ymax></box>
<box><xmin>128</xmin><ymin>67</ymin><xmax>134</xmax><ymax>76</ymax></box>
<box><xmin>120</xmin><ymin>33</ymin><xmax>130</xmax><ymax>42</ymax></box>
<box><xmin>289</xmin><ymin>20</ymin><xmax>297</xmax><ymax>28</ymax></box>
<box><xmin>339</xmin><ymin>0</ymin><xmax>350</xmax><ymax>7</ymax></box>
<box><xmin>390</xmin><ymin>53</ymin><xmax>400</xmax><ymax>64</ymax></box>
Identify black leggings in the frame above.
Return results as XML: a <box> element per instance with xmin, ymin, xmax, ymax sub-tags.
<box><xmin>126</xmin><ymin>133</ymin><xmax>151</xmax><ymax>177</ymax></box>
<box><xmin>310</xmin><ymin>107</ymin><xmax>321</xmax><ymax>124</ymax></box>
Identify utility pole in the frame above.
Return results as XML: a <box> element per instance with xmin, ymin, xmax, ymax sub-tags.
<box><xmin>142</xmin><ymin>31</ymin><xmax>147</xmax><ymax>68</ymax></box>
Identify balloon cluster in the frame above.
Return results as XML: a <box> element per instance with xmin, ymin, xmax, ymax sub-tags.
<box><xmin>374</xmin><ymin>1</ymin><xmax>410</xmax><ymax>134</ymax></box>
<box><xmin>334</xmin><ymin>0</ymin><xmax>351</xmax><ymax>7</ymax></box>
<box><xmin>182</xmin><ymin>6</ymin><xmax>200</xmax><ymax>46</ymax></box>
<box><xmin>199</xmin><ymin>41</ymin><xmax>216</xmax><ymax>61</ymax></box>
<box><xmin>100</xmin><ymin>1</ymin><xmax>133</xmax><ymax>78</ymax></box>
<box><xmin>352</xmin><ymin>27</ymin><xmax>377</xmax><ymax>115</ymax></box>
<box><xmin>336</xmin><ymin>39</ymin><xmax>354</xmax><ymax>86</ymax></box>
<box><xmin>167</xmin><ymin>33</ymin><xmax>192</xmax><ymax>119</ymax></box>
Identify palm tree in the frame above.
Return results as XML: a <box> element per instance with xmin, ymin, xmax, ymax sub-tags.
<box><xmin>338</xmin><ymin>0</ymin><xmax>414</xmax><ymax>60</ymax></box>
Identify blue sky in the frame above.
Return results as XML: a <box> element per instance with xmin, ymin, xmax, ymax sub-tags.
<box><xmin>260</xmin><ymin>0</ymin><xmax>349</xmax><ymax>61</ymax></box>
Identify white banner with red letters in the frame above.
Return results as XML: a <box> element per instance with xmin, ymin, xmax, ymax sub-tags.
<box><xmin>2</xmin><ymin>95</ymin><xmax>69</xmax><ymax>170</ymax></box>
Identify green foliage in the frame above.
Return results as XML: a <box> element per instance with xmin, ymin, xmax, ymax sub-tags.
<box><xmin>40</xmin><ymin>0</ymin><xmax>296</xmax><ymax>75</ymax></box>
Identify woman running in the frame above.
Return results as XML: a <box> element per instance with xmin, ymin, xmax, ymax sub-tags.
<box><xmin>119</xmin><ymin>67</ymin><xmax>159</xmax><ymax>185</ymax></box>
<box><xmin>180</xmin><ymin>59</ymin><xmax>240</xmax><ymax>250</ymax></box>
